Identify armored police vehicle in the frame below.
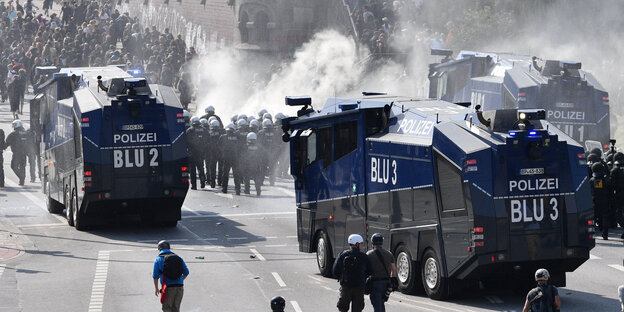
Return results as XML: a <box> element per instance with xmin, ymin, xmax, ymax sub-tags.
<box><xmin>283</xmin><ymin>94</ymin><xmax>595</xmax><ymax>299</ymax></box>
<box><xmin>34</xmin><ymin>66</ymin><xmax>189</xmax><ymax>230</ymax></box>
<box><xmin>428</xmin><ymin>49</ymin><xmax>610</xmax><ymax>147</ymax></box>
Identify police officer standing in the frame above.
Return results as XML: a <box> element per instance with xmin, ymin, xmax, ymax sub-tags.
<box><xmin>522</xmin><ymin>269</ymin><xmax>561</xmax><ymax>312</ymax></box>
<box><xmin>258</xmin><ymin>119</ymin><xmax>277</xmax><ymax>186</ymax></box>
<box><xmin>242</xmin><ymin>132</ymin><xmax>264</xmax><ymax>196</ymax></box>
<box><xmin>366</xmin><ymin>234</ymin><xmax>397</xmax><ymax>312</ymax></box>
<box><xmin>185</xmin><ymin>116</ymin><xmax>207</xmax><ymax>190</ymax></box>
<box><xmin>206</xmin><ymin>119</ymin><xmax>222</xmax><ymax>189</ymax></box>
<box><xmin>201</xmin><ymin>106</ymin><xmax>223</xmax><ymax>129</ymax></box>
<box><xmin>0</xmin><ymin>127</ymin><xmax>5</xmax><ymax>187</ymax></box>
<box><xmin>590</xmin><ymin>162</ymin><xmax>612</xmax><ymax>240</ymax></box>
<box><xmin>5</xmin><ymin>120</ymin><xmax>29</xmax><ymax>185</ymax></box>
<box><xmin>333</xmin><ymin>234</ymin><xmax>372</xmax><ymax>312</ymax></box>
<box><xmin>610</xmin><ymin>152</ymin><xmax>624</xmax><ymax>238</ymax></box>
<box><xmin>219</xmin><ymin>123</ymin><xmax>242</xmax><ymax>195</ymax></box>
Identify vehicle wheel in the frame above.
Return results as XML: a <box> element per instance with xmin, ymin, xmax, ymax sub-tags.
<box><xmin>316</xmin><ymin>231</ymin><xmax>334</xmax><ymax>277</ymax></box>
<box><xmin>421</xmin><ymin>249</ymin><xmax>449</xmax><ymax>300</ymax></box>
<box><xmin>73</xmin><ymin>192</ymin><xmax>87</xmax><ymax>231</ymax></box>
<box><xmin>46</xmin><ymin>182</ymin><xmax>63</xmax><ymax>214</ymax></box>
<box><xmin>66</xmin><ymin>189</ymin><xmax>75</xmax><ymax>226</ymax></box>
<box><xmin>395</xmin><ymin>245</ymin><xmax>422</xmax><ymax>294</ymax></box>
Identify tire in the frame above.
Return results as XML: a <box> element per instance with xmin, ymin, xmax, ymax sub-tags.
<box><xmin>395</xmin><ymin>245</ymin><xmax>421</xmax><ymax>294</ymax></box>
<box><xmin>66</xmin><ymin>189</ymin><xmax>75</xmax><ymax>227</ymax></box>
<box><xmin>73</xmin><ymin>191</ymin><xmax>87</xmax><ymax>231</ymax></box>
<box><xmin>421</xmin><ymin>249</ymin><xmax>449</xmax><ymax>300</ymax></box>
<box><xmin>316</xmin><ymin>231</ymin><xmax>334</xmax><ymax>277</ymax></box>
<box><xmin>46</xmin><ymin>182</ymin><xmax>63</xmax><ymax>214</ymax></box>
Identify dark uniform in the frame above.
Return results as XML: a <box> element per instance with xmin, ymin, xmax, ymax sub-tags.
<box><xmin>26</xmin><ymin>128</ymin><xmax>38</xmax><ymax>182</ymax></box>
<box><xmin>235</xmin><ymin>125</ymin><xmax>250</xmax><ymax>194</ymax></box>
<box><xmin>185</xmin><ymin>123</ymin><xmax>207</xmax><ymax>189</ymax></box>
<box><xmin>200</xmin><ymin>112</ymin><xmax>223</xmax><ymax>129</ymax></box>
<box><xmin>333</xmin><ymin>246</ymin><xmax>373</xmax><ymax>312</ymax></box>
<box><xmin>205</xmin><ymin>127</ymin><xmax>222</xmax><ymax>188</ymax></box>
<box><xmin>0</xmin><ymin>129</ymin><xmax>5</xmax><ymax>187</ymax></box>
<box><xmin>590</xmin><ymin>162</ymin><xmax>613</xmax><ymax>239</ymax></box>
<box><xmin>219</xmin><ymin>128</ymin><xmax>242</xmax><ymax>195</ymax></box>
<box><xmin>5</xmin><ymin>126</ymin><xmax>29</xmax><ymax>185</ymax></box>
<box><xmin>242</xmin><ymin>135</ymin><xmax>264</xmax><ymax>196</ymax></box>
<box><xmin>257</xmin><ymin>126</ymin><xmax>278</xmax><ymax>186</ymax></box>
<box><xmin>610</xmin><ymin>153</ymin><xmax>624</xmax><ymax>237</ymax></box>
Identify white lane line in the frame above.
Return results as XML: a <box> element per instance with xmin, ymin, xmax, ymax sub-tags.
<box><xmin>608</xmin><ymin>264</ymin><xmax>624</xmax><ymax>272</ymax></box>
<box><xmin>198</xmin><ymin>238</ymin><xmax>218</xmax><ymax>241</ymax></box>
<box><xmin>291</xmin><ymin>301</ymin><xmax>303</xmax><ymax>312</ymax></box>
<box><xmin>590</xmin><ymin>254</ymin><xmax>602</xmax><ymax>260</ymax></box>
<box><xmin>250</xmin><ymin>249</ymin><xmax>265</xmax><ymax>261</ymax></box>
<box><xmin>286</xmin><ymin>236</ymin><xmax>298</xmax><ymax>238</ymax></box>
<box><xmin>182</xmin><ymin>205</ymin><xmax>201</xmax><ymax>216</ymax></box>
<box><xmin>271</xmin><ymin>272</ymin><xmax>287</xmax><ymax>287</ymax></box>
<box><xmin>265</xmin><ymin>244</ymin><xmax>287</xmax><ymax>248</ymax></box>
<box><xmin>4</xmin><ymin>179</ymin><xmax>66</xmax><ymax>223</ymax></box>
<box><xmin>213</xmin><ymin>192</ymin><xmax>234</xmax><ymax>199</ymax></box>
<box><xmin>17</xmin><ymin>223</ymin><xmax>65</xmax><ymax>228</ymax></box>
<box><xmin>184</xmin><ymin>211</ymin><xmax>295</xmax><ymax>219</ymax></box>
<box><xmin>0</xmin><ymin>265</ymin><xmax>5</xmax><ymax>278</ymax></box>
<box><xmin>88</xmin><ymin>251</ymin><xmax>111</xmax><ymax>312</ymax></box>
<box><xmin>227</xmin><ymin>237</ymin><xmax>248</xmax><ymax>240</ymax></box>
<box><xmin>274</xmin><ymin>187</ymin><xmax>295</xmax><ymax>197</ymax></box>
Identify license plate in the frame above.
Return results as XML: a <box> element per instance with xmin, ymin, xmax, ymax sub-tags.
<box><xmin>520</xmin><ymin>168</ymin><xmax>544</xmax><ymax>175</ymax></box>
<box><xmin>121</xmin><ymin>124</ymin><xmax>144</xmax><ymax>131</ymax></box>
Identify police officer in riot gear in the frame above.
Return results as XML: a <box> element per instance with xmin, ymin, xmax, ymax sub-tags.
<box><xmin>201</xmin><ymin>105</ymin><xmax>223</xmax><ymax>128</ymax></box>
<box><xmin>591</xmin><ymin>162</ymin><xmax>612</xmax><ymax>239</ymax></box>
<box><xmin>206</xmin><ymin>119</ymin><xmax>222</xmax><ymax>188</ymax></box>
<box><xmin>0</xmin><ymin>127</ymin><xmax>5</xmax><ymax>187</ymax></box>
<box><xmin>243</xmin><ymin>132</ymin><xmax>264</xmax><ymax>196</ymax></box>
<box><xmin>183</xmin><ymin>110</ymin><xmax>191</xmax><ymax>129</ymax></box>
<box><xmin>611</xmin><ymin>152</ymin><xmax>624</xmax><ymax>238</ymax></box>
<box><xmin>219</xmin><ymin>123</ymin><xmax>243</xmax><ymax>195</ymax></box>
<box><xmin>257</xmin><ymin>108</ymin><xmax>268</xmax><ymax>120</ymax></box>
<box><xmin>263</xmin><ymin>112</ymin><xmax>272</xmax><ymax>122</ymax></box>
<box><xmin>258</xmin><ymin>119</ymin><xmax>277</xmax><ymax>186</ymax></box>
<box><xmin>186</xmin><ymin>116</ymin><xmax>207</xmax><ymax>190</ymax></box>
<box><xmin>5</xmin><ymin>120</ymin><xmax>29</xmax><ymax>185</ymax></box>
<box><xmin>273</xmin><ymin>113</ymin><xmax>290</xmax><ymax>178</ymax></box>
<box><xmin>249</xmin><ymin>119</ymin><xmax>260</xmax><ymax>133</ymax></box>
<box><xmin>230</xmin><ymin>114</ymin><xmax>239</xmax><ymax>124</ymax></box>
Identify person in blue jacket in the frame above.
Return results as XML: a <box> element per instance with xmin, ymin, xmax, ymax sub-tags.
<box><xmin>152</xmin><ymin>240</ymin><xmax>189</xmax><ymax>312</ymax></box>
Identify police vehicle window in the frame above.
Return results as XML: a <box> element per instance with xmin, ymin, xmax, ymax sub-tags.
<box><xmin>436</xmin><ymin>154</ymin><xmax>466</xmax><ymax>212</ymax></box>
<box><xmin>306</xmin><ymin>131</ymin><xmax>317</xmax><ymax>166</ymax></box>
<box><xmin>437</xmin><ymin>73</ymin><xmax>448</xmax><ymax>99</ymax></box>
<box><xmin>365</xmin><ymin>109</ymin><xmax>383</xmax><ymax>136</ymax></box>
<box><xmin>334</xmin><ymin>121</ymin><xmax>358</xmax><ymax>160</ymax></box>
<box><xmin>317</xmin><ymin>127</ymin><xmax>332</xmax><ymax>167</ymax></box>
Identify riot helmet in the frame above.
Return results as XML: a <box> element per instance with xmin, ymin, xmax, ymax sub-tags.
<box><xmin>204</xmin><ymin>105</ymin><xmax>215</xmax><ymax>114</ymax></box>
<box><xmin>270</xmin><ymin>296</ymin><xmax>285</xmax><ymax>312</ymax></box>
<box><xmin>157</xmin><ymin>240</ymin><xmax>170</xmax><ymax>251</ymax></box>
<box><xmin>190</xmin><ymin>116</ymin><xmax>200</xmax><ymax>125</ymax></box>
<box><xmin>209</xmin><ymin>119</ymin><xmax>220</xmax><ymax>130</ymax></box>
<box><xmin>263</xmin><ymin>112</ymin><xmax>272</xmax><ymax>121</ymax></box>
<box><xmin>231</xmin><ymin>114</ymin><xmax>238</xmax><ymax>123</ymax></box>
<box><xmin>590</xmin><ymin>147</ymin><xmax>602</xmax><ymax>158</ymax></box>
<box><xmin>225</xmin><ymin>123</ymin><xmax>235</xmax><ymax>132</ymax></box>
<box><xmin>182</xmin><ymin>110</ymin><xmax>190</xmax><ymax>118</ymax></box>
<box><xmin>200</xmin><ymin>118</ymin><xmax>209</xmax><ymax>127</ymax></box>
<box><xmin>208</xmin><ymin>116</ymin><xmax>217</xmax><ymax>123</ymax></box>
<box><xmin>592</xmin><ymin>162</ymin><xmax>606</xmax><ymax>178</ymax></box>
<box><xmin>246</xmin><ymin>132</ymin><xmax>257</xmax><ymax>144</ymax></box>
<box><xmin>249</xmin><ymin>119</ymin><xmax>260</xmax><ymax>131</ymax></box>
<box><xmin>238</xmin><ymin>114</ymin><xmax>247</xmax><ymax>121</ymax></box>
<box><xmin>535</xmin><ymin>268</ymin><xmax>550</xmax><ymax>281</ymax></box>
<box><xmin>257</xmin><ymin>108</ymin><xmax>268</xmax><ymax>119</ymax></box>
<box><xmin>12</xmin><ymin>119</ymin><xmax>23</xmax><ymax>129</ymax></box>
<box><xmin>236</xmin><ymin>118</ymin><xmax>248</xmax><ymax>128</ymax></box>
<box><xmin>614</xmin><ymin>152</ymin><xmax>624</xmax><ymax>166</ymax></box>
<box><xmin>347</xmin><ymin>234</ymin><xmax>364</xmax><ymax>245</ymax></box>
<box><xmin>587</xmin><ymin>153</ymin><xmax>600</xmax><ymax>164</ymax></box>
<box><xmin>247</xmin><ymin>115</ymin><xmax>256</xmax><ymax>123</ymax></box>
<box><xmin>607</xmin><ymin>154</ymin><xmax>614</xmax><ymax>169</ymax></box>
<box><xmin>371</xmin><ymin>233</ymin><xmax>383</xmax><ymax>245</ymax></box>
<box><xmin>262</xmin><ymin>119</ymin><xmax>273</xmax><ymax>129</ymax></box>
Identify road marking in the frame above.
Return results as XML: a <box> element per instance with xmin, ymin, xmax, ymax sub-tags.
<box><xmin>291</xmin><ymin>301</ymin><xmax>303</xmax><ymax>312</ymax></box>
<box><xmin>272</xmin><ymin>272</ymin><xmax>287</xmax><ymax>287</ymax></box>
<box><xmin>4</xmin><ymin>179</ymin><xmax>66</xmax><ymax>223</ymax></box>
<box><xmin>198</xmin><ymin>238</ymin><xmax>218</xmax><ymax>241</ymax></box>
<box><xmin>286</xmin><ymin>236</ymin><xmax>298</xmax><ymax>238</ymax></box>
<box><xmin>608</xmin><ymin>264</ymin><xmax>624</xmax><ymax>272</ymax></box>
<box><xmin>274</xmin><ymin>187</ymin><xmax>295</xmax><ymax>197</ymax></box>
<box><xmin>213</xmin><ymin>192</ymin><xmax>234</xmax><ymax>199</ymax></box>
<box><xmin>184</xmin><ymin>211</ymin><xmax>295</xmax><ymax>219</ymax></box>
<box><xmin>88</xmin><ymin>251</ymin><xmax>110</xmax><ymax>312</ymax></box>
<box><xmin>308</xmin><ymin>275</ymin><xmax>325</xmax><ymax>283</ymax></box>
<box><xmin>182</xmin><ymin>205</ymin><xmax>201</xmax><ymax>216</ymax></box>
<box><xmin>250</xmin><ymin>249</ymin><xmax>265</xmax><ymax>261</ymax></box>
<box><xmin>17</xmin><ymin>223</ymin><xmax>65</xmax><ymax>228</ymax></box>
<box><xmin>265</xmin><ymin>236</ymin><xmax>278</xmax><ymax>239</ymax></box>
<box><xmin>590</xmin><ymin>254</ymin><xmax>602</xmax><ymax>260</ymax></box>
<box><xmin>227</xmin><ymin>237</ymin><xmax>248</xmax><ymax>240</ymax></box>
<box><xmin>265</xmin><ymin>244</ymin><xmax>287</xmax><ymax>248</ymax></box>
<box><xmin>0</xmin><ymin>265</ymin><xmax>5</xmax><ymax>278</ymax></box>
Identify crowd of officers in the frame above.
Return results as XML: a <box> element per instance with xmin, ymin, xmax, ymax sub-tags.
<box><xmin>587</xmin><ymin>144</ymin><xmax>624</xmax><ymax>240</ymax></box>
<box><xmin>184</xmin><ymin>106</ymin><xmax>289</xmax><ymax>196</ymax></box>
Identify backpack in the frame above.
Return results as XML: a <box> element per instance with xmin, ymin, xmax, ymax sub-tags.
<box><xmin>341</xmin><ymin>251</ymin><xmax>362</xmax><ymax>287</ymax></box>
<box><xmin>162</xmin><ymin>253</ymin><xmax>184</xmax><ymax>281</ymax></box>
<box><xmin>528</xmin><ymin>285</ymin><xmax>557</xmax><ymax>312</ymax></box>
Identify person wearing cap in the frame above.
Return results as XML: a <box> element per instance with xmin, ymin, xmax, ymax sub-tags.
<box><xmin>366</xmin><ymin>233</ymin><xmax>397</xmax><ymax>311</ymax></box>
<box><xmin>333</xmin><ymin>234</ymin><xmax>373</xmax><ymax>312</ymax></box>
<box><xmin>270</xmin><ymin>296</ymin><xmax>285</xmax><ymax>312</ymax></box>
<box><xmin>591</xmin><ymin>162</ymin><xmax>613</xmax><ymax>240</ymax></box>
<box><xmin>152</xmin><ymin>240</ymin><xmax>189</xmax><ymax>312</ymax></box>
<box><xmin>522</xmin><ymin>268</ymin><xmax>561</xmax><ymax>312</ymax></box>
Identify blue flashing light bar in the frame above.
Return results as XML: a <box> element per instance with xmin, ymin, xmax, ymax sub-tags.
<box><xmin>529</xmin><ymin>131</ymin><xmax>537</xmax><ymax>136</ymax></box>
<box><xmin>509</xmin><ymin>131</ymin><xmax>516</xmax><ymax>136</ymax></box>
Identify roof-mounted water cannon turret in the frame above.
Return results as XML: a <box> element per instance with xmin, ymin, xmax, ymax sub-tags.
<box><xmin>286</xmin><ymin>96</ymin><xmax>314</xmax><ymax>117</ymax></box>
<box><xmin>431</xmin><ymin>48</ymin><xmax>453</xmax><ymax>62</ymax></box>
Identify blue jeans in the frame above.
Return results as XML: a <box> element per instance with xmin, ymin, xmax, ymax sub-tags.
<box><xmin>369</xmin><ymin>281</ymin><xmax>389</xmax><ymax>312</ymax></box>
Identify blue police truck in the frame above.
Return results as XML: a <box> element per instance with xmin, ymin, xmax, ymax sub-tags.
<box><xmin>283</xmin><ymin>94</ymin><xmax>595</xmax><ymax>299</ymax></box>
<box><xmin>34</xmin><ymin>66</ymin><xmax>189</xmax><ymax>230</ymax></box>
<box><xmin>428</xmin><ymin>50</ymin><xmax>610</xmax><ymax>148</ymax></box>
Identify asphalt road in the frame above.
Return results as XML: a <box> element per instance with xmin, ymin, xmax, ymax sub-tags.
<box><xmin>0</xmin><ymin>100</ymin><xmax>623</xmax><ymax>312</ymax></box>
